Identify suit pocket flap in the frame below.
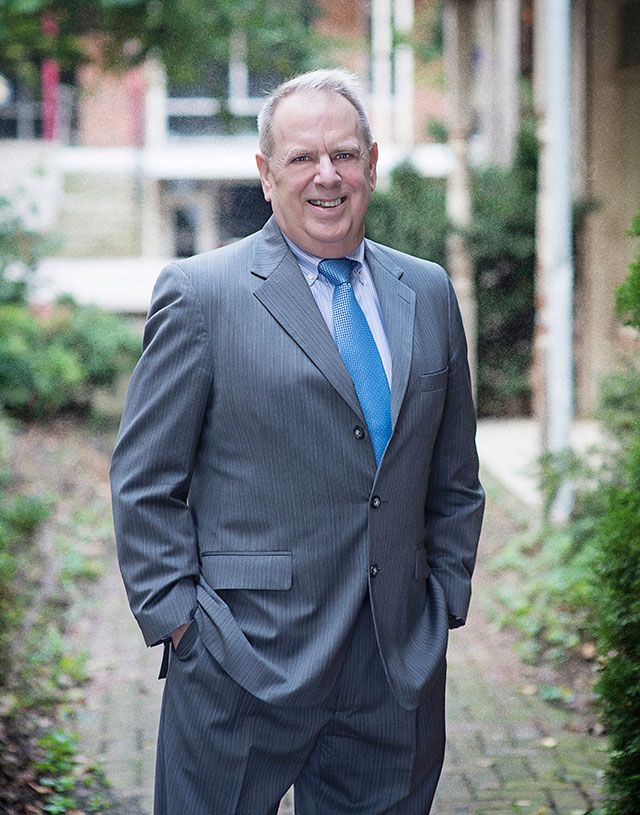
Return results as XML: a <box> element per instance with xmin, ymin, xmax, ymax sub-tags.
<box><xmin>419</xmin><ymin>368</ymin><xmax>448</xmax><ymax>392</ymax></box>
<box><xmin>200</xmin><ymin>551</ymin><xmax>293</xmax><ymax>590</ymax></box>
<box><xmin>414</xmin><ymin>546</ymin><xmax>431</xmax><ymax>581</ymax></box>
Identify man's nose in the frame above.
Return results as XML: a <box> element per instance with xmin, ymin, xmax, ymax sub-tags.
<box><xmin>314</xmin><ymin>155</ymin><xmax>340</xmax><ymax>186</ymax></box>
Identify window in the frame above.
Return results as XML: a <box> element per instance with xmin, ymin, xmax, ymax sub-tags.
<box><xmin>620</xmin><ymin>1</ymin><xmax>640</xmax><ymax>68</ymax></box>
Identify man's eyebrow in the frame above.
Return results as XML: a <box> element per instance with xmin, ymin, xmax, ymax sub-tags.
<box><xmin>282</xmin><ymin>142</ymin><xmax>363</xmax><ymax>161</ymax></box>
<box><xmin>334</xmin><ymin>142</ymin><xmax>363</xmax><ymax>154</ymax></box>
<box><xmin>282</xmin><ymin>145</ymin><xmax>315</xmax><ymax>161</ymax></box>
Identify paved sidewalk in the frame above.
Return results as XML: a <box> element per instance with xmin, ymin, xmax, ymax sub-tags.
<box><xmin>72</xmin><ymin>420</ymin><xmax>606</xmax><ymax>814</ymax></box>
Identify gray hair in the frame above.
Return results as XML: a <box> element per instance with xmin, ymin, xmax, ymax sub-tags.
<box><xmin>257</xmin><ymin>69</ymin><xmax>374</xmax><ymax>158</ymax></box>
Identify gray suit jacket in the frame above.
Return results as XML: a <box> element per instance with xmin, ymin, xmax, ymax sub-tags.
<box><xmin>110</xmin><ymin>216</ymin><xmax>484</xmax><ymax>711</ymax></box>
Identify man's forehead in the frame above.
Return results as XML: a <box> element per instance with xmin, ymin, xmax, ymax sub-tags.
<box><xmin>273</xmin><ymin>89</ymin><xmax>357</xmax><ymax>124</ymax></box>
<box><xmin>270</xmin><ymin>90</ymin><xmax>363</xmax><ymax>148</ymax></box>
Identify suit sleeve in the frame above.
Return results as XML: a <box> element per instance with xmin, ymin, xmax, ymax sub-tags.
<box><xmin>424</xmin><ymin>277</ymin><xmax>485</xmax><ymax>625</ymax></box>
<box><xmin>110</xmin><ymin>263</ymin><xmax>213</xmax><ymax>646</ymax></box>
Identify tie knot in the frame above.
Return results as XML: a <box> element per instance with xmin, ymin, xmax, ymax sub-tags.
<box><xmin>318</xmin><ymin>258</ymin><xmax>357</xmax><ymax>287</ymax></box>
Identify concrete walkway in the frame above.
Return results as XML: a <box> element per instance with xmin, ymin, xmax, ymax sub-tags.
<box><xmin>71</xmin><ymin>420</ymin><xmax>606</xmax><ymax>815</ymax></box>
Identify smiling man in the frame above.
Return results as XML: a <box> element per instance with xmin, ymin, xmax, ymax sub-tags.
<box><xmin>255</xmin><ymin>87</ymin><xmax>377</xmax><ymax>258</ymax></box>
<box><xmin>111</xmin><ymin>69</ymin><xmax>484</xmax><ymax>815</ymax></box>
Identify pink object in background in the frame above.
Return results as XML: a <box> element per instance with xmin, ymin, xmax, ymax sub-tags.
<box><xmin>41</xmin><ymin>12</ymin><xmax>59</xmax><ymax>140</ymax></box>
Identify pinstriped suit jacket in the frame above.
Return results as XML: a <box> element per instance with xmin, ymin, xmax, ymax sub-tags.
<box><xmin>110</xmin><ymin>215</ymin><xmax>484</xmax><ymax>711</ymax></box>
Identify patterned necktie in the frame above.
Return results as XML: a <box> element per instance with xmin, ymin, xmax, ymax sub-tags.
<box><xmin>318</xmin><ymin>258</ymin><xmax>392</xmax><ymax>465</ymax></box>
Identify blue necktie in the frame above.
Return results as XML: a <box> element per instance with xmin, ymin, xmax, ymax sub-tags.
<box><xmin>318</xmin><ymin>258</ymin><xmax>392</xmax><ymax>465</ymax></box>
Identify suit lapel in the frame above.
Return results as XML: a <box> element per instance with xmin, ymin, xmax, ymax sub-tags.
<box><xmin>251</xmin><ymin>218</ymin><xmax>364</xmax><ymax>421</ymax></box>
<box><xmin>365</xmin><ymin>242</ymin><xmax>416</xmax><ymax>428</ymax></box>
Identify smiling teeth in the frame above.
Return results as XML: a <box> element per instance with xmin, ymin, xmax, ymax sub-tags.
<box><xmin>309</xmin><ymin>198</ymin><xmax>343</xmax><ymax>208</ymax></box>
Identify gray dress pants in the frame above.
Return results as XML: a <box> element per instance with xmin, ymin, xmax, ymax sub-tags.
<box><xmin>154</xmin><ymin>598</ymin><xmax>446</xmax><ymax>815</ymax></box>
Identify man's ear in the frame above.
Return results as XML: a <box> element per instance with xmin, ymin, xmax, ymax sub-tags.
<box><xmin>256</xmin><ymin>154</ymin><xmax>272</xmax><ymax>202</ymax></box>
<box><xmin>369</xmin><ymin>142</ymin><xmax>379</xmax><ymax>192</ymax></box>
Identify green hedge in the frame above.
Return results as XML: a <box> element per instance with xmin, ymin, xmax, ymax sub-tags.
<box><xmin>0</xmin><ymin>417</ymin><xmax>50</xmax><ymax>685</ymax></box>
<box><xmin>0</xmin><ymin>300</ymin><xmax>140</xmax><ymax>418</ymax></box>
<box><xmin>366</xmin><ymin>118</ymin><xmax>537</xmax><ymax>418</ymax></box>
<box><xmin>0</xmin><ymin>192</ymin><xmax>141</xmax><ymax>419</ymax></box>
<box><xmin>467</xmin><ymin>116</ymin><xmax>537</xmax><ymax>416</ymax></box>
<box><xmin>592</xmin><ymin>440</ymin><xmax>640</xmax><ymax>814</ymax></box>
<box><xmin>590</xmin><ymin>210</ymin><xmax>640</xmax><ymax>814</ymax></box>
<box><xmin>0</xmin><ymin>195</ymin><xmax>49</xmax><ymax>305</ymax></box>
<box><xmin>367</xmin><ymin>163</ymin><xmax>448</xmax><ymax>266</ymax></box>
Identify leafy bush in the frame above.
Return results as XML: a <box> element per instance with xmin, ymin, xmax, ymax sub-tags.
<box><xmin>0</xmin><ymin>191</ymin><xmax>140</xmax><ymax>418</ymax></box>
<box><xmin>0</xmin><ymin>300</ymin><xmax>140</xmax><ymax>418</ymax></box>
<box><xmin>367</xmin><ymin>163</ymin><xmax>448</xmax><ymax>266</ymax></box>
<box><xmin>589</xmin><ymin>209</ymin><xmax>640</xmax><ymax>814</ymax></box>
<box><xmin>0</xmin><ymin>416</ymin><xmax>50</xmax><ymax>685</ymax></box>
<box><xmin>467</xmin><ymin>115</ymin><xmax>537</xmax><ymax>416</ymax></box>
<box><xmin>488</xmin><ymin>213</ymin><xmax>640</xmax><ymax>680</ymax></box>
<box><xmin>614</xmin><ymin>209</ymin><xmax>640</xmax><ymax>329</ymax></box>
<box><xmin>591</xmin><ymin>437</ymin><xmax>640</xmax><ymax>814</ymax></box>
<box><xmin>366</xmin><ymin>116</ymin><xmax>537</xmax><ymax>418</ymax></box>
<box><xmin>0</xmin><ymin>194</ymin><xmax>51</xmax><ymax>305</ymax></box>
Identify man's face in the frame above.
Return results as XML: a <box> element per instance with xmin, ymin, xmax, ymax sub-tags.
<box><xmin>256</xmin><ymin>90</ymin><xmax>378</xmax><ymax>258</ymax></box>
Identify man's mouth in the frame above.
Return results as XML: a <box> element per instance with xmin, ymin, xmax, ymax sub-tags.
<box><xmin>308</xmin><ymin>197</ymin><xmax>346</xmax><ymax>209</ymax></box>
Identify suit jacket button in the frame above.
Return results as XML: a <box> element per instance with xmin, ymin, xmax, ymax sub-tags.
<box><xmin>370</xmin><ymin>564</ymin><xmax>380</xmax><ymax>577</ymax></box>
<box><xmin>353</xmin><ymin>426</ymin><xmax>365</xmax><ymax>440</ymax></box>
<box><xmin>370</xmin><ymin>495</ymin><xmax>381</xmax><ymax>508</ymax></box>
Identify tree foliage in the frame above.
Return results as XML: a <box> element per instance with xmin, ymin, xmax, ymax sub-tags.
<box><xmin>367</xmin><ymin>117</ymin><xmax>538</xmax><ymax>418</ymax></box>
<box><xmin>0</xmin><ymin>194</ymin><xmax>50</xmax><ymax>304</ymax></box>
<box><xmin>366</xmin><ymin>163</ymin><xmax>448</xmax><ymax>268</ymax></box>
<box><xmin>0</xmin><ymin>193</ymin><xmax>140</xmax><ymax>418</ymax></box>
<box><xmin>467</xmin><ymin>114</ymin><xmax>538</xmax><ymax>417</ymax></box>
<box><xmin>593</xmin><ymin>438</ymin><xmax>640</xmax><ymax>814</ymax></box>
<box><xmin>614</xmin><ymin>209</ymin><xmax>640</xmax><ymax>330</ymax></box>
<box><xmin>0</xmin><ymin>0</ymin><xmax>318</xmax><ymax>89</ymax></box>
<box><xmin>590</xmin><ymin>209</ymin><xmax>640</xmax><ymax>814</ymax></box>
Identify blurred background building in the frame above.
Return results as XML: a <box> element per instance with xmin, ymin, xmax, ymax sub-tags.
<box><xmin>0</xmin><ymin>0</ymin><xmax>638</xmax><ymax>422</ymax></box>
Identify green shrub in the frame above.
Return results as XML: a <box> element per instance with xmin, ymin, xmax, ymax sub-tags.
<box><xmin>0</xmin><ymin>194</ymin><xmax>51</xmax><ymax>305</ymax></box>
<box><xmin>0</xmin><ymin>300</ymin><xmax>140</xmax><ymax>418</ymax></box>
<box><xmin>0</xmin><ymin>192</ymin><xmax>140</xmax><ymax>418</ymax></box>
<box><xmin>592</xmin><ymin>437</ymin><xmax>640</xmax><ymax>813</ymax></box>
<box><xmin>366</xmin><ymin>115</ymin><xmax>538</xmax><ymax>418</ymax></box>
<box><xmin>367</xmin><ymin>163</ymin><xmax>448</xmax><ymax>266</ymax></box>
<box><xmin>0</xmin><ymin>415</ymin><xmax>51</xmax><ymax>686</ymax></box>
<box><xmin>589</xmin><ymin>210</ymin><xmax>640</xmax><ymax>813</ymax></box>
<box><xmin>467</xmin><ymin>114</ymin><xmax>537</xmax><ymax>417</ymax></box>
<box><xmin>614</xmin><ymin>209</ymin><xmax>640</xmax><ymax>330</ymax></box>
<box><xmin>489</xmin><ymin>213</ymin><xmax>640</xmax><ymax>677</ymax></box>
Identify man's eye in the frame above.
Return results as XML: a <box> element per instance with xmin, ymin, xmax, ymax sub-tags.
<box><xmin>336</xmin><ymin>153</ymin><xmax>352</xmax><ymax>160</ymax></box>
<box><xmin>293</xmin><ymin>156</ymin><xmax>310</xmax><ymax>163</ymax></box>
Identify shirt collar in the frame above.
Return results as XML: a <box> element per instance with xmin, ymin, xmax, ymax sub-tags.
<box><xmin>281</xmin><ymin>233</ymin><xmax>365</xmax><ymax>285</ymax></box>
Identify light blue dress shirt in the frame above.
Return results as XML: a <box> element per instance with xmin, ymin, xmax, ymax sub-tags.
<box><xmin>282</xmin><ymin>235</ymin><xmax>393</xmax><ymax>386</ymax></box>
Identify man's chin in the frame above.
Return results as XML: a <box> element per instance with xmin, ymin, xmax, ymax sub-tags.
<box><xmin>302</xmin><ymin>226</ymin><xmax>363</xmax><ymax>258</ymax></box>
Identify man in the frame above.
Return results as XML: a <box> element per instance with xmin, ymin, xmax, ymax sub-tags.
<box><xmin>111</xmin><ymin>69</ymin><xmax>484</xmax><ymax>815</ymax></box>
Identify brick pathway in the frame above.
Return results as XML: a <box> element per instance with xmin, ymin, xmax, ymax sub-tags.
<box><xmin>68</xmin><ymin>440</ymin><xmax>606</xmax><ymax>815</ymax></box>
<box><xmin>432</xmin><ymin>496</ymin><xmax>606</xmax><ymax>814</ymax></box>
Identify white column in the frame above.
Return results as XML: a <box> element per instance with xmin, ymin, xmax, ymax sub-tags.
<box><xmin>534</xmin><ymin>0</ymin><xmax>574</xmax><ymax>521</ymax></box>
<box><xmin>474</xmin><ymin>0</ymin><xmax>496</xmax><ymax>164</ymax></box>
<box><xmin>444</xmin><ymin>0</ymin><xmax>477</xmax><ymax>391</ymax></box>
<box><xmin>371</xmin><ymin>0</ymin><xmax>393</xmax><ymax>143</ymax></box>
<box><xmin>141</xmin><ymin>177</ymin><xmax>163</xmax><ymax>256</ymax></box>
<box><xmin>229</xmin><ymin>30</ymin><xmax>249</xmax><ymax>103</ymax></box>
<box><xmin>393</xmin><ymin>0</ymin><xmax>415</xmax><ymax>147</ymax></box>
<box><xmin>475</xmin><ymin>0</ymin><xmax>520</xmax><ymax>167</ymax></box>
<box><xmin>495</xmin><ymin>0</ymin><xmax>520</xmax><ymax>166</ymax></box>
<box><xmin>144</xmin><ymin>58</ymin><xmax>167</xmax><ymax>148</ymax></box>
<box><xmin>142</xmin><ymin>59</ymin><xmax>166</xmax><ymax>256</ymax></box>
<box><xmin>571</xmin><ymin>0</ymin><xmax>587</xmax><ymax>199</ymax></box>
